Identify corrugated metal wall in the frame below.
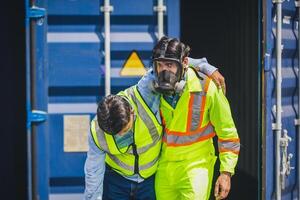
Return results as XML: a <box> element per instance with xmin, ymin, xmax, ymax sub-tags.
<box><xmin>181</xmin><ymin>0</ymin><xmax>260</xmax><ymax>199</ymax></box>
<box><xmin>264</xmin><ymin>0</ymin><xmax>298</xmax><ymax>199</ymax></box>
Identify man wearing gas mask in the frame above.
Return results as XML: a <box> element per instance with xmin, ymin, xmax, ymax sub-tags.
<box><xmin>138</xmin><ymin>36</ymin><xmax>240</xmax><ymax>200</ymax></box>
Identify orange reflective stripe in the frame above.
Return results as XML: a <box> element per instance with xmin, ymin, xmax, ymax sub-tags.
<box><xmin>204</xmin><ymin>78</ymin><xmax>211</xmax><ymax>92</ymax></box>
<box><xmin>163</xmin><ymin>132</ymin><xmax>215</xmax><ymax>147</ymax></box>
<box><xmin>199</xmin><ymin>78</ymin><xmax>210</xmax><ymax>129</ymax></box>
<box><xmin>219</xmin><ymin>148</ymin><xmax>240</xmax><ymax>155</ymax></box>
<box><xmin>218</xmin><ymin>138</ymin><xmax>240</xmax><ymax>154</ymax></box>
<box><xmin>160</xmin><ymin>110</ymin><xmax>166</xmax><ymax>125</ymax></box>
<box><xmin>163</xmin><ymin>124</ymin><xmax>215</xmax><ymax>146</ymax></box>
<box><xmin>165</xmin><ymin>122</ymin><xmax>213</xmax><ymax>136</ymax></box>
<box><xmin>218</xmin><ymin>138</ymin><xmax>240</xmax><ymax>143</ymax></box>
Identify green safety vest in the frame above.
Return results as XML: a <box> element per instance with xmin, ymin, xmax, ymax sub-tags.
<box><xmin>160</xmin><ymin>67</ymin><xmax>240</xmax><ymax>174</ymax></box>
<box><xmin>91</xmin><ymin>86</ymin><xmax>162</xmax><ymax>178</ymax></box>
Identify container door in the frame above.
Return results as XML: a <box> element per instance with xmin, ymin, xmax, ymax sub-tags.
<box><xmin>263</xmin><ymin>0</ymin><xmax>298</xmax><ymax>199</ymax></box>
<box><xmin>45</xmin><ymin>0</ymin><xmax>179</xmax><ymax>199</ymax></box>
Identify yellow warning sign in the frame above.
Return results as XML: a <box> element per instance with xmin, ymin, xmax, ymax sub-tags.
<box><xmin>120</xmin><ymin>51</ymin><xmax>147</xmax><ymax>76</ymax></box>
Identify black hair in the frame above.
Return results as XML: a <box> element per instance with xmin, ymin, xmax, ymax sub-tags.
<box><xmin>96</xmin><ymin>95</ymin><xmax>131</xmax><ymax>135</ymax></box>
<box><xmin>152</xmin><ymin>36</ymin><xmax>191</xmax><ymax>62</ymax></box>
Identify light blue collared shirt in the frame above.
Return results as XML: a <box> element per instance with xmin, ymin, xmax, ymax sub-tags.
<box><xmin>188</xmin><ymin>57</ymin><xmax>217</xmax><ymax>76</ymax></box>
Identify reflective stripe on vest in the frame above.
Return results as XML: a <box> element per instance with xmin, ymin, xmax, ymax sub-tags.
<box><xmin>218</xmin><ymin>138</ymin><xmax>240</xmax><ymax>155</ymax></box>
<box><xmin>163</xmin><ymin>123</ymin><xmax>215</xmax><ymax>146</ymax></box>
<box><xmin>126</xmin><ymin>87</ymin><xmax>161</xmax><ymax>154</ymax></box>
<box><xmin>189</xmin><ymin>91</ymin><xmax>206</xmax><ymax>131</ymax></box>
<box><xmin>140</xmin><ymin>155</ymin><xmax>160</xmax><ymax>170</ymax></box>
<box><xmin>188</xmin><ymin>77</ymin><xmax>209</xmax><ymax>131</ymax></box>
<box><xmin>92</xmin><ymin>120</ymin><xmax>109</xmax><ymax>151</ymax></box>
<box><xmin>106</xmin><ymin>153</ymin><xmax>134</xmax><ymax>171</ymax></box>
<box><xmin>162</xmin><ymin>76</ymin><xmax>215</xmax><ymax>146</ymax></box>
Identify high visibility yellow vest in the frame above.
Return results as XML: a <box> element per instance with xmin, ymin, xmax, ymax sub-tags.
<box><xmin>91</xmin><ymin>86</ymin><xmax>162</xmax><ymax>178</ymax></box>
<box><xmin>160</xmin><ymin>67</ymin><xmax>240</xmax><ymax>174</ymax></box>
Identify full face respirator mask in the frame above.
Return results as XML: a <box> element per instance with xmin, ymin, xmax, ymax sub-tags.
<box><xmin>152</xmin><ymin>37</ymin><xmax>186</xmax><ymax>95</ymax></box>
<box><xmin>152</xmin><ymin>62</ymin><xmax>185</xmax><ymax>96</ymax></box>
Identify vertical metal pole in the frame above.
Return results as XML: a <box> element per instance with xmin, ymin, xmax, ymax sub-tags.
<box><xmin>158</xmin><ymin>0</ymin><xmax>164</xmax><ymax>39</ymax></box>
<box><xmin>274</xmin><ymin>0</ymin><xmax>283</xmax><ymax>199</ymax></box>
<box><xmin>26</xmin><ymin>2</ymin><xmax>47</xmax><ymax>199</ymax></box>
<box><xmin>25</xmin><ymin>0</ymin><xmax>32</xmax><ymax>199</ymax></box>
<box><xmin>296</xmin><ymin>1</ymin><xmax>300</xmax><ymax>198</ymax></box>
<box><xmin>298</xmin><ymin>4</ymin><xmax>300</xmax><ymax>198</ymax></box>
<box><xmin>154</xmin><ymin>0</ymin><xmax>166</xmax><ymax>40</ymax></box>
<box><xmin>101</xmin><ymin>0</ymin><xmax>113</xmax><ymax>96</ymax></box>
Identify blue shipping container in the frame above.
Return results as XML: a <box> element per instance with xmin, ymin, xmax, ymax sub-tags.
<box><xmin>26</xmin><ymin>0</ymin><xmax>179</xmax><ymax>199</ymax></box>
<box><xmin>264</xmin><ymin>0</ymin><xmax>299</xmax><ymax>199</ymax></box>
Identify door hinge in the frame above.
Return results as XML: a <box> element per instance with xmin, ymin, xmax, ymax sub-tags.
<box><xmin>27</xmin><ymin>110</ymin><xmax>47</xmax><ymax>128</ymax></box>
<box><xmin>27</xmin><ymin>6</ymin><xmax>46</xmax><ymax>19</ymax></box>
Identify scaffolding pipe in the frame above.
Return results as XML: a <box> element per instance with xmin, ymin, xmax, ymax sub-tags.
<box><xmin>155</xmin><ymin>0</ymin><xmax>166</xmax><ymax>39</ymax></box>
<box><xmin>101</xmin><ymin>0</ymin><xmax>113</xmax><ymax>96</ymax></box>
<box><xmin>274</xmin><ymin>0</ymin><xmax>283</xmax><ymax>199</ymax></box>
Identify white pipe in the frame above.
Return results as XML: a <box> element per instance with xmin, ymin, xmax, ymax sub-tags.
<box><xmin>102</xmin><ymin>0</ymin><xmax>112</xmax><ymax>96</ymax></box>
<box><xmin>274</xmin><ymin>1</ymin><xmax>283</xmax><ymax>199</ymax></box>
<box><xmin>158</xmin><ymin>0</ymin><xmax>164</xmax><ymax>39</ymax></box>
<box><xmin>156</xmin><ymin>0</ymin><xmax>166</xmax><ymax>40</ymax></box>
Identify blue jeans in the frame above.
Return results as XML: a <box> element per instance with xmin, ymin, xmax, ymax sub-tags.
<box><xmin>103</xmin><ymin>166</ymin><xmax>156</xmax><ymax>200</ymax></box>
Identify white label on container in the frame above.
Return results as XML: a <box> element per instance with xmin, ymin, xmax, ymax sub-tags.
<box><xmin>63</xmin><ymin>115</ymin><xmax>90</xmax><ymax>152</ymax></box>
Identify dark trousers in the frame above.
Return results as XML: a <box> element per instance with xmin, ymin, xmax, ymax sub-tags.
<box><xmin>103</xmin><ymin>166</ymin><xmax>156</xmax><ymax>200</ymax></box>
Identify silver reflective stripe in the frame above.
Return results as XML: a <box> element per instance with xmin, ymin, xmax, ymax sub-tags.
<box><xmin>190</xmin><ymin>92</ymin><xmax>203</xmax><ymax>131</ymax></box>
<box><xmin>163</xmin><ymin>133</ymin><xmax>167</xmax><ymax>141</ymax></box>
<box><xmin>139</xmin><ymin>155</ymin><xmax>160</xmax><ymax>170</ymax></box>
<box><xmin>127</xmin><ymin>87</ymin><xmax>160</xmax><ymax>153</ymax></box>
<box><xmin>94</xmin><ymin>120</ymin><xmax>109</xmax><ymax>151</ymax></box>
<box><xmin>218</xmin><ymin>140</ymin><xmax>240</xmax><ymax>152</ymax></box>
<box><xmin>164</xmin><ymin>124</ymin><xmax>215</xmax><ymax>145</ymax></box>
<box><xmin>190</xmin><ymin>76</ymin><xmax>207</xmax><ymax>131</ymax></box>
<box><xmin>107</xmin><ymin>154</ymin><xmax>134</xmax><ymax>171</ymax></box>
<box><xmin>132</xmin><ymin>134</ymin><xmax>161</xmax><ymax>154</ymax></box>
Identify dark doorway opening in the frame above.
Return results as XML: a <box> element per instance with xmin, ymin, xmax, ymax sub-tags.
<box><xmin>181</xmin><ymin>1</ymin><xmax>260</xmax><ymax>199</ymax></box>
<box><xmin>0</xmin><ymin>1</ymin><xmax>27</xmax><ymax>200</ymax></box>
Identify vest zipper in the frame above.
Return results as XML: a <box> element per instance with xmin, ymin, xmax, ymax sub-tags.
<box><xmin>132</xmin><ymin>143</ymin><xmax>139</xmax><ymax>174</ymax></box>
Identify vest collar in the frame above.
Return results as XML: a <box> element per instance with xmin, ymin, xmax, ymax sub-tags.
<box><xmin>186</xmin><ymin>67</ymin><xmax>202</xmax><ymax>92</ymax></box>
